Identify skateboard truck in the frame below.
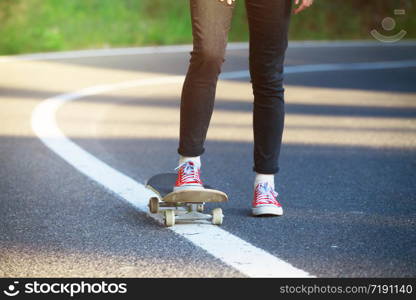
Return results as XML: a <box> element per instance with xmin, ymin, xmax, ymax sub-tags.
<box><xmin>148</xmin><ymin>196</ymin><xmax>224</xmax><ymax>227</ymax></box>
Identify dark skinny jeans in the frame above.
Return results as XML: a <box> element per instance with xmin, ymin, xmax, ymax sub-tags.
<box><xmin>178</xmin><ymin>0</ymin><xmax>292</xmax><ymax>174</ymax></box>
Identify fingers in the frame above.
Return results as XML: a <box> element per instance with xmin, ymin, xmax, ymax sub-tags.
<box><xmin>293</xmin><ymin>3</ymin><xmax>307</xmax><ymax>14</ymax></box>
<box><xmin>220</xmin><ymin>0</ymin><xmax>235</xmax><ymax>6</ymax></box>
<box><xmin>293</xmin><ymin>0</ymin><xmax>313</xmax><ymax>14</ymax></box>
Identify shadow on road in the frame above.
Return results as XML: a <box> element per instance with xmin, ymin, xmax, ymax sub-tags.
<box><xmin>2</xmin><ymin>85</ymin><xmax>416</xmax><ymax>119</ymax></box>
<box><xmin>1</xmin><ymin>135</ymin><xmax>415</xmax><ymax>277</ymax></box>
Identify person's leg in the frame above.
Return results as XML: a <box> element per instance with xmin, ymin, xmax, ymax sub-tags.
<box><xmin>246</xmin><ymin>0</ymin><xmax>292</xmax><ymax>175</ymax></box>
<box><xmin>175</xmin><ymin>0</ymin><xmax>235</xmax><ymax>191</ymax></box>
<box><xmin>178</xmin><ymin>0</ymin><xmax>235</xmax><ymax>158</ymax></box>
<box><xmin>246</xmin><ymin>0</ymin><xmax>292</xmax><ymax>215</ymax></box>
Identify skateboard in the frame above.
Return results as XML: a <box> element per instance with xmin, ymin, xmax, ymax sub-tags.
<box><xmin>145</xmin><ymin>173</ymin><xmax>228</xmax><ymax>227</ymax></box>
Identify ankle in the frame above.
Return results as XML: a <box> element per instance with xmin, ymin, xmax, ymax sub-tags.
<box><xmin>254</xmin><ymin>173</ymin><xmax>275</xmax><ymax>190</ymax></box>
<box><xmin>179</xmin><ymin>155</ymin><xmax>201</xmax><ymax>169</ymax></box>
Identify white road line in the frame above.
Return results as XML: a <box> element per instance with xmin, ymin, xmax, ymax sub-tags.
<box><xmin>2</xmin><ymin>40</ymin><xmax>416</xmax><ymax>62</ymax></box>
<box><xmin>31</xmin><ymin>78</ymin><xmax>312</xmax><ymax>278</ymax></box>
<box><xmin>221</xmin><ymin>59</ymin><xmax>416</xmax><ymax>79</ymax></box>
<box><xmin>31</xmin><ymin>59</ymin><xmax>416</xmax><ymax>278</ymax></box>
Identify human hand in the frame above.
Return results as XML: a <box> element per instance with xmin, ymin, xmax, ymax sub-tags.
<box><xmin>219</xmin><ymin>0</ymin><xmax>235</xmax><ymax>6</ymax></box>
<box><xmin>293</xmin><ymin>0</ymin><xmax>314</xmax><ymax>14</ymax></box>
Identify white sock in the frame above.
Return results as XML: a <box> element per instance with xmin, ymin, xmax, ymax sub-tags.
<box><xmin>179</xmin><ymin>155</ymin><xmax>201</xmax><ymax>169</ymax></box>
<box><xmin>254</xmin><ymin>173</ymin><xmax>275</xmax><ymax>190</ymax></box>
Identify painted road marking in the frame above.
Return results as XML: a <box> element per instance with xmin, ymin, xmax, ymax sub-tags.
<box><xmin>31</xmin><ymin>57</ymin><xmax>416</xmax><ymax>277</ymax></box>
<box><xmin>2</xmin><ymin>40</ymin><xmax>416</xmax><ymax>62</ymax></box>
<box><xmin>31</xmin><ymin>78</ymin><xmax>312</xmax><ymax>278</ymax></box>
<box><xmin>221</xmin><ymin>60</ymin><xmax>416</xmax><ymax>79</ymax></box>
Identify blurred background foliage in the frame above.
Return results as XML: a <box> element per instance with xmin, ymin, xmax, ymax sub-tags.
<box><xmin>0</xmin><ymin>0</ymin><xmax>414</xmax><ymax>55</ymax></box>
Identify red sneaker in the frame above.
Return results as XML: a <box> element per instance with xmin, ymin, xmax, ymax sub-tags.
<box><xmin>252</xmin><ymin>182</ymin><xmax>283</xmax><ymax>216</ymax></box>
<box><xmin>173</xmin><ymin>161</ymin><xmax>204</xmax><ymax>191</ymax></box>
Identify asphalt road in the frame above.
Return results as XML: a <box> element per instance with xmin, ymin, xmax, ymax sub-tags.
<box><xmin>1</xmin><ymin>41</ymin><xmax>416</xmax><ymax>277</ymax></box>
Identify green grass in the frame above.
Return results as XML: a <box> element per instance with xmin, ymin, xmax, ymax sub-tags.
<box><xmin>0</xmin><ymin>0</ymin><xmax>414</xmax><ymax>55</ymax></box>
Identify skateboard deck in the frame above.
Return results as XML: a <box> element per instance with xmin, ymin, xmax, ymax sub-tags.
<box><xmin>145</xmin><ymin>173</ymin><xmax>227</xmax><ymax>226</ymax></box>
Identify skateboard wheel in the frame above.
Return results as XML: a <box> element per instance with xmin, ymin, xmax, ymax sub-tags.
<box><xmin>212</xmin><ymin>208</ymin><xmax>223</xmax><ymax>225</ymax></box>
<box><xmin>197</xmin><ymin>204</ymin><xmax>204</xmax><ymax>212</ymax></box>
<box><xmin>148</xmin><ymin>197</ymin><xmax>159</xmax><ymax>213</ymax></box>
<box><xmin>149</xmin><ymin>197</ymin><xmax>160</xmax><ymax>213</ymax></box>
<box><xmin>164</xmin><ymin>210</ymin><xmax>175</xmax><ymax>227</ymax></box>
